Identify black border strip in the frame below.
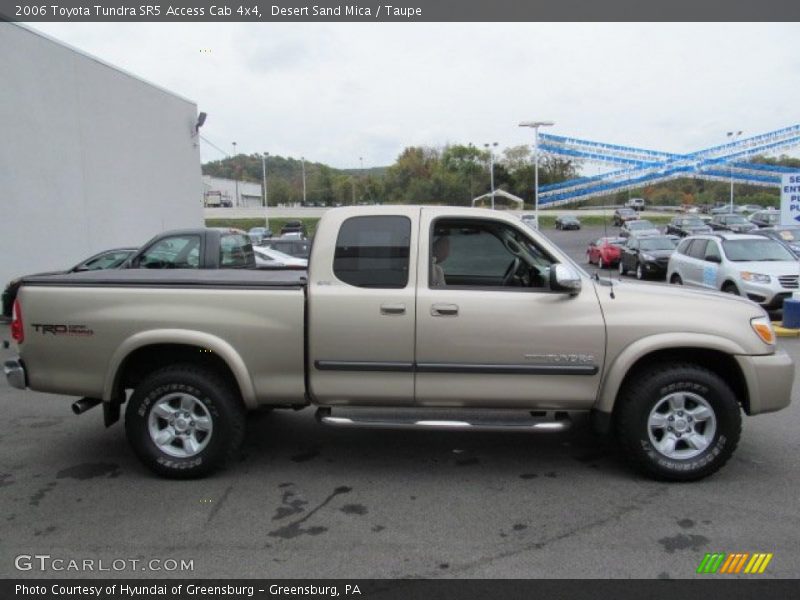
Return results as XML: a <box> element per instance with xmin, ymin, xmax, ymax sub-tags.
<box><xmin>315</xmin><ymin>360</ymin><xmax>597</xmax><ymax>375</ymax></box>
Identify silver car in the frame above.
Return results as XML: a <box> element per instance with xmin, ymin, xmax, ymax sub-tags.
<box><xmin>667</xmin><ymin>233</ymin><xmax>799</xmax><ymax>309</ymax></box>
<box><xmin>620</xmin><ymin>219</ymin><xmax>660</xmax><ymax>238</ymax></box>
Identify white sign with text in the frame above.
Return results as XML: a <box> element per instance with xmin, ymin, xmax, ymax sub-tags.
<box><xmin>781</xmin><ymin>173</ymin><xmax>800</xmax><ymax>226</ymax></box>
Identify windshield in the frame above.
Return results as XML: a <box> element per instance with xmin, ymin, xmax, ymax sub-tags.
<box><xmin>629</xmin><ymin>220</ymin><xmax>654</xmax><ymax>229</ymax></box>
<box><xmin>722</xmin><ymin>239</ymin><xmax>796</xmax><ymax>262</ymax></box>
<box><xmin>725</xmin><ymin>215</ymin><xmax>749</xmax><ymax>224</ymax></box>
<box><xmin>683</xmin><ymin>218</ymin><xmax>706</xmax><ymax>227</ymax></box>
<box><xmin>640</xmin><ymin>237</ymin><xmax>676</xmax><ymax>251</ymax></box>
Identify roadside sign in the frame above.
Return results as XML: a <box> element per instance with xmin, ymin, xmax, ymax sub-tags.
<box><xmin>781</xmin><ymin>173</ymin><xmax>800</xmax><ymax>226</ymax></box>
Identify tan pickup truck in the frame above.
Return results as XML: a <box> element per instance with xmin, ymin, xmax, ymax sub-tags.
<box><xmin>4</xmin><ymin>206</ymin><xmax>794</xmax><ymax>480</ymax></box>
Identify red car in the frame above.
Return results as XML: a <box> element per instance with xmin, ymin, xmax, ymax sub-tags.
<box><xmin>586</xmin><ymin>237</ymin><xmax>625</xmax><ymax>269</ymax></box>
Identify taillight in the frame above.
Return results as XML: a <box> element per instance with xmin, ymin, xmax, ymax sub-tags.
<box><xmin>11</xmin><ymin>299</ymin><xmax>23</xmax><ymax>344</ymax></box>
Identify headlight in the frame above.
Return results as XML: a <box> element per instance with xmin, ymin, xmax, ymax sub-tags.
<box><xmin>641</xmin><ymin>253</ymin><xmax>655</xmax><ymax>261</ymax></box>
<box><xmin>740</xmin><ymin>272</ymin><xmax>771</xmax><ymax>283</ymax></box>
<box><xmin>751</xmin><ymin>315</ymin><xmax>776</xmax><ymax>345</ymax></box>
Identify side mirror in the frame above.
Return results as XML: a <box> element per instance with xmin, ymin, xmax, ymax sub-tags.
<box><xmin>550</xmin><ymin>264</ymin><xmax>582</xmax><ymax>294</ymax></box>
<box><xmin>705</xmin><ymin>254</ymin><xmax>721</xmax><ymax>264</ymax></box>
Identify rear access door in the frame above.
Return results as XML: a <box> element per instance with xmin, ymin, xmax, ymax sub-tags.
<box><xmin>308</xmin><ymin>207</ymin><xmax>420</xmax><ymax>406</ymax></box>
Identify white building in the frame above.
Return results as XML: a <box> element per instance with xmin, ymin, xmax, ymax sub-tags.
<box><xmin>202</xmin><ymin>175</ymin><xmax>264</xmax><ymax>208</ymax></box>
<box><xmin>0</xmin><ymin>24</ymin><xmax>203</xmax><ymax>286</ymax></box>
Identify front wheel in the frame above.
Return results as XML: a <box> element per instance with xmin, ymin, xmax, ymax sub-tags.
<box><xmin>615</xmin><ymin>364</ymin><xmax>741</xmax><ymax>481</ymax></box>
<box><xmin>636</xmin><ymin>262</ymin><xmax>645</xmax><ymax>280</ymax></box>
<box><xmin>125</xmin><ymin>365</ymin><xmax>245</xmax><ymax>478</ymax></box>
<box><xmin>670</xmin><ymin>273</ymin><xmax>683</xmax><ymax>285</ymax></box>
<box><xmin>619</xmin><ymin>260</ymin><xmax>627</xmax><ymax>276</ymax></box>
<box><xmin>598</xmin><ymin>257</ymin><xmax>604</xmax><ymax>269</ymax></box>
<box><xmin>722</xmin><ymin>282</ymin><xmax>741</xmax><ymax>296</ymax></box>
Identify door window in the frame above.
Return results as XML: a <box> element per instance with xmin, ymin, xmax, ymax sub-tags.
<box><xmin>687</xmin><ymin>240</ymin><xmax>708</xmax><ymax>260</ymax></box>
<box><xmin>430</xmin><ymin>218</ymin><xmax>555</xmax><ymax>289</ymax></box>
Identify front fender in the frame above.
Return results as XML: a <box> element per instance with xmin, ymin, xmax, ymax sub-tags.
<box><xmin>102</xmin><ymin>329</ymin><xmax>257</xmax><ymax>408</ymax></box>
<box><xmin>595</xmin><ymin>332</ymin><xmax>749</xmax><ymax>414</ymax></box>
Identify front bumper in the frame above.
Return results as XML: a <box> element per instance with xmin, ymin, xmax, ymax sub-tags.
<box><xmin>735</xmin><ymin>350</ymin><xmax>795</xmax><ymax>415</ymax></box>
<box><xmin>641</xmin><ymin>260</ymin><xmax>668</xmax><ymax>276</ymax></box>
<box><xmin>739</xmin><ymin>280</ymin><xmax>792</xmax><ymax>309</ymax></box>
<box><xmin>3</xmin><ymin>357</ymin><xmax>26</xmax><ymax>390</ymax></box>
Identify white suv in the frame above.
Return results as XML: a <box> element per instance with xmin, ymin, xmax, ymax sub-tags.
<box><xmin>667</xmin><ymin>233</ymin><xmax>799</xmax><ymax>309</ymax></box>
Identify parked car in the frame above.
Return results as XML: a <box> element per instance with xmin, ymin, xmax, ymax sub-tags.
<box><xmin>586</xmin><ymin>236</ymin><xmax>625</xmax><ymax>268</ymax></box>
<box><xmin>280</xmin><ymin>220</ymin><xmax>308</xmax><ymax>238</ymax></box>
<box><xmin>626</xmin><ymin>197</ymin><xmax>646</xmax><ymax>211</ymax></box>
<box><xmin>710</xmin><ymin>204</ymin><xmax>733</xmax><ymax>215</ymax></box>
<box><xmin>265</xmin><ymin>238</ymin><xmax>312</xmax><ymax>259</ymax></box>
<box><xmin>667</xmin><ymin>233</ymin><xmax>798</xmax><ymax>309</ymax></box>
<box><xmin>247</xmin><ymin>227</ymin><xmax>272</xmax><ymax>245</ymax></box>
<box><xmin>752</xmin><ymin>226</ymin><xmax>800</xmax><ymax>257</ymax></box>
<box><xmin>125</xmin><ymin>228</ymin><xmax>255</xmax><ymax>270</ymax></box>
<box><xmin>620</xmin><ymin>219</ymin><xmax>660</xmax><ymax>238</ymax></box>
<box><xmin>665</xmin><ymin>216</ymin><xmax>713</xmax><ymax>238</ymax></box>
<box><xmin>709</xmin><ymin>213</ymin><xmax>758</xmax><ymax>234</ymax></box>
<box><xmin>2</xmin><ymin>248</ymin><xmax>136</xmax><ymax>319</ymax></box>
<box><xmin>554</xmin><ymin>215</ymin><xmax>581</xmax><ymax>230</ymax></box>
<box><xmin>7</xmin><ymin>206</ymin><xmax>793</xmax><ymax>482</ymax></box>
<box><xmin>618</xmin><ymin>235</ymin><xmax>676</xmax><ymax>280</ymax></box>
<box><xmin>253</xmin><ymin>246</ymin><xmax>308</xmax><ymax>270</ymax></box>
<box><xmin>519</xmin><ymin>213</ymin><xmax>539</xmax><ymax>230</ymax></box>
<box><xmin>749</xmin><ymin>210</ymin><xmax>781</xmax><ymax>228</ymax></box>
<box><xmin>735</xmin><ymin>204</ymin><xmax>764</xmax><ymax>215</ymax></box>
<box><xmin>613</xmin><ymin>207</ymin><xmax>639</xmax><ymax>226</ymax></box>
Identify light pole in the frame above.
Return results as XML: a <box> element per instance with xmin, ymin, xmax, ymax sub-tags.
<box><xmin>268</xmin><ymin>152</ymin><xmax>269</xmax><ymax>229</ymax></box>
<box><xmin>519</xmin><ymin>120</ymin><xmax>555</xmax><ymax>227</ymax></box>
<box><xmin>232</xmin><ymin>141</ymin><xmax>239</xmax><ymax>207</ymax></box>
<box><xmin>483</xmin><ymin>142</ymin><xmax>498</xmax><ymax>209</ymax></box>
<box><xmin>301</xmin><ymin>156</ymin><xmax>307</xmax><ymax>205</ymax></box>
<box><xmin>727</xmin><ymin>130</ymin><xmax>742</xmax><ymax>213</ymax></box>
<box><xmin>359</xmin><ymin>156</ymin><xmax>364</xmax><ymax>204</ymax></box>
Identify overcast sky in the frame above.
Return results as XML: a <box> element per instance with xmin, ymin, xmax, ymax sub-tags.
<box><xmin>27</xmin><ymin>22</ymin><xmax>800</xmax><ymax>169</ymax></box>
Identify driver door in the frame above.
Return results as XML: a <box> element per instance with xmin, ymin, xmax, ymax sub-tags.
<box><xmin>414</xmin><ymin>211</ymin><xmax>606</xmax><ymax>409</ymax></box>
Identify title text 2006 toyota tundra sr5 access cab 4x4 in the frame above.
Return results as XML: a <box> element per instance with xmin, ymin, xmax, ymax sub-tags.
<box><xmin>4</xmin><ymin>207</ymin><xmax>795</xmax><ymax>480</ymax></box>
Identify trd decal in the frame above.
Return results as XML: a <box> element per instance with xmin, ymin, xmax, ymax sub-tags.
<box><xmin>31</xmin><ymin>324</ymin><xmax>94</xmax><ymax>337</ymax></box>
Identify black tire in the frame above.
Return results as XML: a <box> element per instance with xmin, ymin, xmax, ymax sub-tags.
<box><xmin>722</xmin><ymin>282</ymin><xmax>740</xmax><ymax>296</ymax></box>
<box><xmin>636</xmin><ymin>262</ymin><xmax>646</xmax><ymax>280</ymax></box>
<box><xmin>125</xmin><ymin>364</ymin><xmax>245</xmax><ymax>479</ymax></box>
<box><xmin>615</xmin><ymin>363</ymin><xmax>741</xmax><ymax>481</ymax></box>
<box><xmin>619</xmin><ymin>260</ymin><xmax>627</xmax><ymax>276</ymax></box>
<box><xmin>598</xmin><ymin>257</ymin><xmax>604</xmax><ymax>269</ymax></box>
<box><xmin>670</xmin><ymin>273</ymin><xmax>683</xmax><ymax>285</ymax></box>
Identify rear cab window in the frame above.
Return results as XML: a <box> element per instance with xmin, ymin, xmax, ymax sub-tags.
<box><xmin>333</xmin><ymin>216</ymin><xmax>411</xmax><ymax>288</ymax></box>
<box><xmin>220</xmin><ymin>233</ymin><xmax>255</xmax><ymax>268</ymax></box>
<box><xmin>137</xmin><ymin>235</ymin><xmax>201</xmax><ymax>269</ymax></box>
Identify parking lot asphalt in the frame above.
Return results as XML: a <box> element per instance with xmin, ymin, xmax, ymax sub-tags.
<box><xmin>1</xmin><ymin>226</ymin><xmax>799</xmax><ymax>579</ymax></box>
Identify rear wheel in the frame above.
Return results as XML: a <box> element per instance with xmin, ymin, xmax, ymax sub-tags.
<box><xmin>125</xmin><ymin>365</ymin><xmax>245</xmax><ymax>479</ymax></box>
<box><xmin>616</xmin><ymin>363</ymin><xmax>741</xmax><ymax>481</ymax></box>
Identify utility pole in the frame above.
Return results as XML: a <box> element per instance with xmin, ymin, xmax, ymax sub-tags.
<box><xmin>483</xmin><ymin>142</ymin><xmax>498</xmax><ymax>209</ymax></box>
<box><xmin>727</xmin><ymin>130</ymin><xmax>742</xmax><ymax>213</ymax></box>
<box><xmin>519</xmin><ymin>121</ymin><xmax>555</xmax><ymax>228</ymax></box>
<box><xmin>232</xmin><ymin>141</ymin><xmax>239</xmax><ymax>207</ymax></box>
<box><xmin>268</xmin><ymin>152</ymin><xmax>269</xmax><ymax>229</ymax></box>
<box><xmin>301</xmin><ymin>156</ymin><xmax>307</xmax><ymax>205</ymax></box>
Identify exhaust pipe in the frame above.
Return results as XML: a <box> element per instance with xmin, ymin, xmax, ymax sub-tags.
<box><xmin>72</xmin><ymin>397</ymin><xmax>102</xmax><ymax>415</ymax></box>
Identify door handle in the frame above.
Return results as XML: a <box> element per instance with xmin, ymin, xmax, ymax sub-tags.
<box><xmin>380</xmin><ymin>303</ymin><xmax>406</xmax><ymax>315</ymax></box>
<box><xmin>431</xmin><ymin>303</ymin><xmax>459</xmax><ymax>317</ymax></box>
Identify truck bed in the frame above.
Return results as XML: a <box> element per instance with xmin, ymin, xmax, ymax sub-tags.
<box><xmin>17</xmin><ymin>268</ymin><xmax>308</xmax><ymax>408</ymax></box>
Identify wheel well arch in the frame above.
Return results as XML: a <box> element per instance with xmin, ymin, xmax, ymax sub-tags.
<box><xmin>110</xmin><ymin>343</ymin><xmax>247</xmax><ymax>411</ymax></box>
<box><xmin>615</xmin><ymin>347</ymin><xmax>750</xmax><ymax>415</ymax></box>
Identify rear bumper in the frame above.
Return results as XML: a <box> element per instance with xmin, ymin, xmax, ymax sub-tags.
<box><xmin>735</xmin><ymin>350</ymin><xmax>795</xmax><ymax>415</ymax></box>
<box><xmin>4</xmin><ymin>357</ymin><xmax>27</xmax><ymax>390</ymax></box>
